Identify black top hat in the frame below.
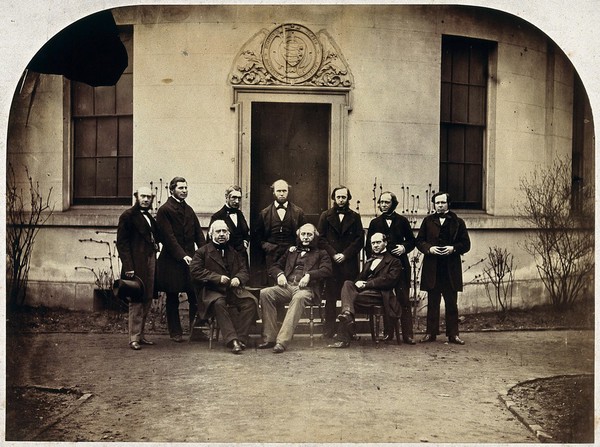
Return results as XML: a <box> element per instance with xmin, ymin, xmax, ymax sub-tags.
<box><xmin>113</xmin><ymin>276</ymin><xmax>145</xmax><ymax>303</ymax></box>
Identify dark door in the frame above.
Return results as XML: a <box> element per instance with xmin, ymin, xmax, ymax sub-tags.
<box><xmin>250</xmin><ymin>102</ymin><xmax>330</xmax><ymax>283</ymax></box>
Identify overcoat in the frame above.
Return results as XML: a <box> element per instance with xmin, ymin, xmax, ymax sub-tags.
<box><xmin>210</xmin><ymin>205</ymin><xmax>250</xmax><ymax>253</ymax></box>
<box><xmin>268</xmin><ymin>245</ymin><xmax>332</xmax><ymax>300</ymax></box>
<box><xmin>366</xmin><ymin>212</ymin><xmax>416</xmax><ymax>286</ymax></box>
<box><xmin>416</xmin><ymin>211</ymin><xmax>471</xmax><ymax>292</ymax></box>
<box><xmin>189</xmin><ymin>243</ymin><xmax>257</xmax><ymax>320</ymax></box>
<box><xmin>357</xmin><ymin>252</ymin><xmax>403</xmax><ymax>318</ymax></box>
<box><xmin>156</xmin><ymin>196</ymin><xmax>206</xmax><ymax>292</ymax></box>
<box><xmin>317</xmin><ymin>207</ymin><xmax>364</xmax><ymax>280</ymax></box>
<box><xmin>116</xmin><ymin>204</ymin><xmax>159</xmax><ymax>300</ymax></box>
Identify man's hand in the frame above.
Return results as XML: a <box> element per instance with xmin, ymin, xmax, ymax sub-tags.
<box><xmin>230</xmin><ymin>277</ymin><xmax>241</xmax><ymax>288</ymax></box>
<box><xmin>125</xmin><ymin>271</ymin><xmax>135</xmax><ymax>278</ymax></box>
<box><xmin>277</xmin><ymin>274</ymin><xmax>288</xmax><ymax>287</ymax></box>
<box><xmin>354</xmin><ymin>280</ymin><xmax>367</xmax><ymax>289</ymax></box>
<box><xmin>298</xmin><ymin>274</ymin><xmax>310</xmax><ymax>288</ymax></box>
<box><xmin>430</xmin><ymin>246</ymin><xmax>454</xmax><ymax>256</ymax></box>
<box><xmin>333</xmin><ymin>253</ymin><xmax>346</xmax><ymax>263</ymax></box>
<box><xmin>183</xmin><ymin>255</ymin><xmax>193</xmax><ymax>265</ymax></box>
<box><xmin>220</xmin><ymin>275</ymin><xmax>231</xmax><ymax>285</ymax></box>
<box><xmin>391</xmin><ymin>245</ymin><xmax>406</xmax><ymax>256</ymax></box>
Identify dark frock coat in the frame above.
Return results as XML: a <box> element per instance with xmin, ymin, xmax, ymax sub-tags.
<box><xmin>254</xmin><ymin>202</ymin><xmax>306</xmax><ymax>254</ymax></box>
<box><xmin>366</xmin><ymin>212</ymin><xmax>416</xmax><ymax>287</ymax></box>
<box><xmin>317</xmin><ymin>207</ymin><xmax>364</xmax><ymax>280</ymax></box>
<box><xmin>116</xmin><ymin>204</ymin><xmax>160</xmax><ymax>300</ymax></box>
<box><xmin>210</xmin><ymin>205</ymin><xmax>250</xmax><ymax>253</ymax></box>
<box><xmin>156</xmin><ymin>196</ymin><xmax>206</xmax><ymax>292</ymax></box>
<box><xmin>189</xmin><ymin>243</ymin><xmax>257</xmax><ymax>320</ymax></box>
<box><xmin>355</xmin><ymin>252</ymin><xmax>403</xmax><ymax>318</ymax></box>
<box><xmin>268</xmin><ymin>246</ymin><xmax>332</xmax><ymax>301</ymax></box>
<box><xmin>416</xmin><ymin>211</ymin><xmax>471</xmax><ymax>292</ymax></box>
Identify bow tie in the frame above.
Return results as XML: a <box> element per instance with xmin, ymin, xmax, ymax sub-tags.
<box><xmin>276</xmin><ymin>204</ymin><xmax>287</xmax><ymax>210</ymax></box>
<box><xmin>296</xmin><ymin>246</ymin><xmax>310</xmax><ymax>252</ymax></box>
<box><xmin>226</xmin><ymin>208</ymin><xmax>237</xmax><ymax>215</ymax></box>
<box><xmin>368</xmin><ymin>254</ymin><xmax>384</xmax><ymax>262</ymax></box>
<box><xmin>141</xmin><ymin>209</ymin><xmax>151</xmax><ymax>215</ymax></box>
<box><xmin>336</xmin><ymin>209</ymin><xmax>347</xmax><ymax>214</ymax></box>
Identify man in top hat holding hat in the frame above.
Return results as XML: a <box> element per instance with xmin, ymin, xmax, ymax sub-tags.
<box><xmin>116</xmin><ymin>186</ymin><xmax>160</xmax><ymax>350</ymax></box>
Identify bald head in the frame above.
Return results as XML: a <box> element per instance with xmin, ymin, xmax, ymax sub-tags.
<box><xmin>271</xmin><ymin>179</ymin><xmax>290</xmax><ymax>204</ymax></box>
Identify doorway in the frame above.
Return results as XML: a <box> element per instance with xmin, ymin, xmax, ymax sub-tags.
<box><xmin>249</xmin><ymin>102</ymin><xmax>331</xmax><ymax>283</ymax></box>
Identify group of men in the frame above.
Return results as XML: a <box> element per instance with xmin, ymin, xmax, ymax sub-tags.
<box><xmin>116</xmin><ymin>177</ymin><xmax>471</xmax><ymax>354</ymax></box>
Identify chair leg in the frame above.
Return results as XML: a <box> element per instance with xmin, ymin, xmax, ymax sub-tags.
<box><xmin>369</xmin><ymin>314</ymin><xmax>376</xmax><ymax>342</ymax></box>
<box><xmin>188</xmin><ymin>315</ymin><xmax>197</xmax><ymax>343</ymax></box>
<box><xmin>309</xmin><ymin>305</ymin><xmax>314</xmax><ymax>348</ymax></box>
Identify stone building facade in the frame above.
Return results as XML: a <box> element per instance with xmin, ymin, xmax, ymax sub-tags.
<box><xmin>6</xmin><ymin>5</ymin><xmax>594</xmax><ymax>311</ymax></box>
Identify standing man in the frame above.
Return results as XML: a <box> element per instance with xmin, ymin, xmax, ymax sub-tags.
<box><xmin>329</xmin><ymin>233</ymin><xmax>402</xmax><ymax>349</ymax></box>
<box><xmin>416</xmin><ymin>191</ymin><xmax>471</xmax><ymax>345</ymax></box>
<box><xmin>366</xmin><ymin>191</ymin><xmax>417</xmax><ymax>344</ymax></box>
<box><xmin>210</xmin><ymin>185</ymin><xmax>250</xmax><ymax>258</ymax></box>
<box><xmin>190</xmin><ymin>220</ymin><xmax>258</xmax><ymax>354</ymax></box>
<box><xmin>317</xmin><ymin>186</ymin><xmax>364</xmax><ymax>339</ymax></box>
<box><xmin>157</xmin><ymin>176</ymin><xmax>206</xmax><ymax>342</ymax></box>
<box><xmin>116</xmin><ymin>186</ymin><xmax>160</xmax><ymax>350</ymax></box>
<box><xmin>254</xmin><ymin>179</ymin><xmax>306</xmax><ymax>282</ymax></box>
<box><xmin>258</xmin><ymin>223</ymin><xmax>332</xmax><ymax>353</ymax></box>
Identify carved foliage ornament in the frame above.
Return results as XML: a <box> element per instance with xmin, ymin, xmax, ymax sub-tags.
<box><xmin>230</xmin><ymin>23</ymin><xmax>353</xmax><ymax>88</ymax></box>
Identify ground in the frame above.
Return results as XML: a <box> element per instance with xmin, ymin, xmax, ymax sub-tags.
<box><xmin>5</xmin><ymin>301</ymin><xmax>595</xmax><ymax>443</ymax></box>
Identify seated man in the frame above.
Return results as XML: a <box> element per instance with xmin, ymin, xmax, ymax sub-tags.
<box><xmin>189</xmin><ymin>220</ymin><xmax>258</xmax><ymax>354</ymax></box>
<box><xmin>258</xmin><ymin>223</ymin><xmax>332</xmax><ymax>354</ymax></box>
<box><xmin>329</xmin><ymin>232</ymin><xmax>403</xmax><ymax>348</ymax></box>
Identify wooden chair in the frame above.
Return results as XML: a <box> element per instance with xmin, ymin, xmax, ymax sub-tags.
<box><xmin>355</xmin><ymin>303</ymin><xmax>401</xmax><ymax>345</ymax></box>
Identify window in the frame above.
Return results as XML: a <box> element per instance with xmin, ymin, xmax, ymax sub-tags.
<box><xmin>440</xmin><ymin>36</ymin><xmax>491</xmax><ymax>209</ymax></box>
<box><xmin>71</xmin><ymin>27</ymin><xmax>133</xmax><ymax>205</ymax></box>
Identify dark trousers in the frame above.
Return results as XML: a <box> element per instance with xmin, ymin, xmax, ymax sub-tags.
<box><xmin>390</xmin><ymin>284</ymin><xmax>414</xmax><ymax>340</ymax></box>
<box><xmin>425</xmin><ymin>286</ymin><xmax>459</xmax><ymax>337</ymax></box>
<box><xmin>165</xmin><ymin>288</ymin><xmax>197</xmax><ymax>337</ymax></box>
<box><xmin>212</xmin><ymin>295</ymin><xmax>256</xmax><ymax>346</ymax></box>
<box><xmin>338</xmin><ymin>280</ymin><xmax>383</xmax><ymax>342</ymax></box>
<box><xmin>323</xmin><ymin>277</ymin><xmax>343</xmax><ymax>337</ymax></box>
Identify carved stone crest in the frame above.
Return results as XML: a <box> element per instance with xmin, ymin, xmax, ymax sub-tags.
<box><xmin>230</xmin><ymin>23</ymin><xmax>353</xmax><ymax>88</ymax></box>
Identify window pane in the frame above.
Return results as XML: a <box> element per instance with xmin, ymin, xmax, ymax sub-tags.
<box><xmin>465</xmin><ymin>164</ymin><xmax>482</xmax><ymax>202</ymax></box>
<box><xmin>117</xmin><ymin>157</ymin><xmax>133</xmax><ymax>197</ymax></box>
<box><xmin>440</xmin><ymin>82</ymin><xmax>451</xmax><ymax>122</ymax></box>
<box><xmin>469</xmin><ymin>45</ymin><xmax>486</xmax><ymax>85</ymax></box>
<box><xmin>468</xmin><ymin>85</ymin><xmax>485</xmax><ymax>125</ymax></box>
<box><xmin>440</xmin><ymin>125</ymin><xmax>449</xmax><ymax>161</ymax></box>
<box><xmin>451</xmin><ymin>84</ymin><xmax>468</xmax><ymax>123</ymax></box>
<box><xmin>97</xmin><ymin>118</ymin><xmax>118</xmax><ymax>157</ymax></box>
<box><xmin>94</xmin><ymin>86</ymin><xmax>116</xmax><ymax>115</ymax></box>
<box><xmin>96</xmin><ymin>158</ymin><xmax>118</xmax><ymax>196</ymax></box>
<box><xmin>74</xmin><ymin>158</ymin><xmax>96</xmax><ymax>197</ymax></box>
<box><xmin>465</xmin><ymin>127</ymin><xmax>483</xmax><ymax>163</ymax></box>
<box><xmin>119</xmin><ymin>117</ymin><xmax>133</xmax><ymax>155</ymax></box>
<box><xmin>73</xmin><ymin>83</ymin><xmax>94</xmax><ymax>116</ymax></box>
<box><xmin>74</xmin><ymin>118</ymin><xmax>97</xmax><ymax>157</ymax></box>
<box><xmin>447</xmin><ymin>126</ymin><xmax>465</xmax><ymax>163</ymax></box>
<box><xmin>452</xmin><ymin>46</ymin><xmax>469</xmax><ymax>84</ymax></box>
<box><xmin>116</xmin><ymin>73</ymin><xmax>133</xmax><ymax>115</ymax></box>
<box><xmin>446</xmin><ymin>163</ymin><xmax>464</xmax><ymax>200</ymax></box>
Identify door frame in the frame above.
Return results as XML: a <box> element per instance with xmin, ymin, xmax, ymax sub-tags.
<box><xmin>231</xmin><ymin>86</ymin><xmax>352</xmax><ymax>215</ymax></box>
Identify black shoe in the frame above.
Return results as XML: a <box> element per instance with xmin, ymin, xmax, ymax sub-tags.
<box><xmin>403</xmin><ymin>337</ymin><xmax>416</xmax><ymax>345</ymax></box>
<box><xmin>382</xmin><ymin>334</ymin><xmax>394</xmax><ymax>342</ymax></box>
<box><xmin>337</xmin><ymin>311</ymin><xmax>354</xmax><ymax>323</ymax></box>
<box><xmin>239</xmin><ymin>340</ymin><xmax>247</xmax><ymax>350</ymax></box>
<box><xmin>257</xmin><ymin>341</ymin><xmax>276</xmax><ymax>349</ymax></box>
<box><xmin>231</xmin><ymin>340</ymin><xmax>243</xmax><ymax>354</ymax></box>
<box><xmin>139</xmin><ymin>338</ymin><xmax>155</xmax><ymax>345</ymax></box>
<box><xmin>420</xmin><ymin>334</ymin><xmax>436</xmax><ymax>343</ymax></box>
<box><xmin>448</xmin><ymin>336</ymin><xmax>465</xmax><ymax>345</ymax></box>
<box><xmin>328</xmin><ymin>341</ymin><xmax>350</xmax><ymax>348</ymax></box>
<box><xmin>129</xmin><ymin>341</ymin><xmax>141</xmax><ymax>350</ymax></box>
<box><xmin>171</xmin><ymin>335</ymin><xmax>184</xmax><ymax>343</ymax></box>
